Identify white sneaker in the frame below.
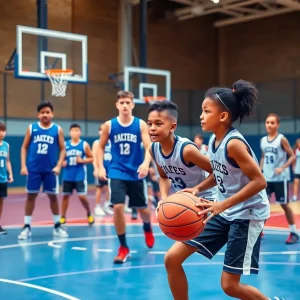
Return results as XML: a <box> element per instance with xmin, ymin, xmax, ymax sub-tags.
<box><xmin>124</xmin><ymin>205</ymin><xmax>132</xmax><ymax>213</ymax></box>
<box><xmin>103</xmin><ymin>202</ymin><xmax>114</xmax><ymax>215</ymax></box>
<box><xmin>292</xmin><ymin>195</ymin><xmax>297</xmax><ymax>202</ymax></box>
<box><xmin>53</xmin><ymin>226</ymin><xmax>69</xmax><ymax>238</ymax></box>
<box><xmin>94</xmin><ymin>205</ymin><xmax>106</xmax><ymax>216</ymax></box>
<box><xmin>18</xmin><ymin>226</ymin><xmax>32</xmax><ymax>240</ymax></box>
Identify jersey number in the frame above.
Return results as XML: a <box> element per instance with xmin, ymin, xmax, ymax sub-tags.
<box><xmin>214</xmin><ymin>174</ymin><xmax>226</xmax><ymax>194</ymax></box>
<box><xmin>0</xmin><ymin>159</ymin><xmax>4</xmax><ymax>168</ymax></box>
<box><xmin>119</xmin><ymin>143</ymin><xmax>130</xmax><ymax>155</ymax></box>
<box><xmin>265</xmin><ymin>155</ymin><xmax>274</xmax><ymax>164</ymax></box>
<box><xmin>69</xmin><ymin>157</ymin><xmax>77</xmax><ymax>166</ymax></box>
<box><xmin>37</xmin><ymin>143</ymin><xmax>48</xmax><ymax>154</ymax></box>
<box><xmin>169</xmin><ymin>177</ymin><xmax>186</xmax><ymax>189</ymax></box>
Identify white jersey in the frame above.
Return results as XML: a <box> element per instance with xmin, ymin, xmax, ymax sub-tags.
<box><xmin>295</xmin><ymin>148</ymin><xmax>300</xmax><ymax>175</ymax></box>
<box><xmin>200</xmin><ymin>144</ymin><xmax>208</xmax><ymax>156</ymax></box>
<box><xmin>152</xmin><ymin>136</ymin><xmax>217</xmax><ymax>200</ymax></box>
<box><xmin>208</xmin><ymin>128</ymin><xmax>270</xmax><ymax>221</ymax></box>
<box><xmin>260</xmin><ymin>134</ymin><xmax>288</xmax><ymax>182</ymax></box>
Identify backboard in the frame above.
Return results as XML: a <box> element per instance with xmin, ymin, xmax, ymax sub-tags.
<box><xmin>124</xmin><ymin>67</ymin><xmax>171</xmax><ymax>104</ymax></box>
<box><xmin>15</xmin><ymin>25</ymin><xmax>88</xmax><ymax>83</ymax></box>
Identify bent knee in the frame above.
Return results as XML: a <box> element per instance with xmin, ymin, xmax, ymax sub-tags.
<box><xmin>221</xmin><ymin>277</ymin><xmax>239</xmax><ymax>296</ymax></box>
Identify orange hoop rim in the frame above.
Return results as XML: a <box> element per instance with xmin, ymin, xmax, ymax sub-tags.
<box><xmin>45</xmin><ymin>69</ymin><xmax>73</xmax><ymax>75</ymax></box>
<box><xmin>144</xmin><ymin>96</ymin><xmax>167</xmax><ymax>103</ymax></box>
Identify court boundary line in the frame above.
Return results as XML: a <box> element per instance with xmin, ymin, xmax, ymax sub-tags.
<box><xmin>18</xmin><ymin>261</ymin><xmax>300</xmax><ymax>282</ymax></box>
<box><xmin>0</xmin><ymin>278</ymin><xmax>79</xmax><ymax>299</ymax></box>
<box><xmin>0</xmin><ymin>228</ymin><xmax>296</xmax><ymax>251</ymax></box>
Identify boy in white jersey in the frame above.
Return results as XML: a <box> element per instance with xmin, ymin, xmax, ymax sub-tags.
<box><xmin>0</xmin><ymin>122</ymin><xmax>14</xmax><ymax>235</ymax></box>
<box><xmin>148</xmin><ymin>101</ymin><xmax>216</xmax><ymax>201</ymax></box>
<box><xmin>193</xmin><ymin>134</ymin><xmax>208</xmax><ymax>156</ymax></box>
<box><xmin>160</xmin><ymin>81</ymin><xmax>283</xmax><ymax>300</ymax></box>
<box><xmin>260</xmin><ymin>113</ymin><xmax>298</xmax><ymax>244</ymax></box>
<box><xmin>292</xmin><ymin>138</ymin><xmax>300</xmax><ymax>201</ymax></box>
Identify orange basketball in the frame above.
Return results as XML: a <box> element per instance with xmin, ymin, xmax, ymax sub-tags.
<box><xmin>157</xmin><ymin>192</ymin><xmax>206</xmax><ymax>242</ymax></box>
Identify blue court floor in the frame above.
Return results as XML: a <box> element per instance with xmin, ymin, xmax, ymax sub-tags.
<box><xmin>0</xmin><ymin>224</ymin><xmax>299</xmax><ymax>300</ymax></box>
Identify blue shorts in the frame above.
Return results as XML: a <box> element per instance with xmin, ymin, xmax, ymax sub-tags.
<box><xmin>26</xmin><ymin>172</ymin><xmax>59</xmax><ymax>194</ymax></box>
<box><xmin>185</xmin><ymin>214</ymin><xmax>264</xmax><ymax>275</ymax></box>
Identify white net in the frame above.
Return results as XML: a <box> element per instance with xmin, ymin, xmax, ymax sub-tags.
<box><xmin>46</xmin><ymin>70</ymin><xmax>73</xmax><ymax>97</ymax></box>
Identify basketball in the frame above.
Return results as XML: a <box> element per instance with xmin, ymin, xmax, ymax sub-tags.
<box><xmin>157</xmin><ymin>192</ymin><xmax>206</xmax><ymax>242</ymax></box>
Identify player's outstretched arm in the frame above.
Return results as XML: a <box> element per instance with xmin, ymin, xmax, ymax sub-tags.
<box><xmin>6</xmin><ymin>145</ymin><xmax>13</xmax><ymax>183</ymax></box>
<box><xmin>20</xmin><ymin>126</ymin><xmax>31</xmax><ymax>175</ymax></box>
<box><xmin>138</xmin><ymin>120</ymin><xmax>152</xmax><ymax>177</ymax></box>
<box><xmin>98</xmin><ymin>121</ymin><xmax>110</xmax><ymax>180</ymax></box>
<box><xmin>275</xmin><ymin>137</ymin><xmax>296</xmax><ymax>174</ymax></box>
<box><xmin>77</xmin><ymin>142</ymin><xmax>93</xmax><ymax>164</ymax></box>
<box><xmin>53</xmin><ymin>127</ymin><xmax>66</xmax><ymax>175</ymax></box>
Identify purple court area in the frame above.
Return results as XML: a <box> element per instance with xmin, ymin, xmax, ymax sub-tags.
<box><xmin>2</xmin><ymin>190</ymin><xmax>98</xmax><ymax>226</ymax></box>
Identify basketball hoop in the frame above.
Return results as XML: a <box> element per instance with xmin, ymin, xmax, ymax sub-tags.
<box><xmin>45</xmin><ymin>69</ymin><xmax>73</xmax><ymax>97</ymax></box>
<box><xmin>144</xmin><ymin>96</ymin><xmax>167</xmax><ymax>104</ymax></box>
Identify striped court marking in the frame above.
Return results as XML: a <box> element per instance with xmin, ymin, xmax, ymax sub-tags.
<box><xmin>0</xmin><ymin>278</ymin><xmax>79</xmax><ymax>299</ymax></box>
<box><xmin>71</xmin><ymin>247</ymin><xmax>87</xmax><ymax>251</ymax></box>
<box><xmin>18</xmin><ymin>262</ymin><xmax>300</xmax><ymax>282</ymax></box>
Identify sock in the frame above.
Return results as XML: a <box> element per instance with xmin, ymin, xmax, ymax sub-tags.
<box><xmin>53</xmin><ymin>215</ymin><xmax>60</xmax><ymax>225</ymax></box>
<box><xmin>143</xmin><ymin>222</ymin><xmax>151</xmax><ymax>232</ymax></box>
<box><xmin>118</xmin><ymin>233</ymin><xmax>128</xmax><ymax>248</ymax></box>
<box><xmin>24</xmin><ymin>216</ymin><xmax>32</xmax><ymax>226</ymax></box>
<box><xmin>289</xmin><ymin>224</ymin><xmax>297</xmax><ymax>233</ymax></box>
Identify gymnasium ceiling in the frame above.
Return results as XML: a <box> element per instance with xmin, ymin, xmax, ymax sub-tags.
<box><xmin>131</xmin><ymin>0</ymin><xmax>300</xmax><ymax>27</ymax></box>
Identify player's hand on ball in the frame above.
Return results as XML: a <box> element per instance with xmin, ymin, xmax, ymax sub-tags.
<box><xmin>52</xmin><ymin>166</ymin><xmax>61</xmax><ymax>175</ymax></box>
<box><xmin>137</xmin><ymin>163</ymin><xmax>149</xmax><ymax>179</ymax></box>
<box><xmin>196</xmin><ymin>199</ymin><xmax>225</xmax><ymax>224</ymax></box>
<box><xmin>179</xmin><ymin>187</ymin><xmax>198</xmax><ymax>196</ymax></box>
<box><xmin>98</xmin><ymin>167</ymin><xmax>107</xmax><ymax>181</ymax></box>
<box><xmin>155</xmin><ymin>200</ymin><xmax>163</xmax><ymax>219</ymax></box>
<box><xmin>20</xmin><ymin>166</ymin><xmax>28</xmax><ymax>176</ymax></box>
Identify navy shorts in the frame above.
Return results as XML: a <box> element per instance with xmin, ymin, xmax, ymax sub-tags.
<box><xmin>95</xmin><ymin>177</ymin><xmax>108</xmax><ymax>187</ymax></box>
<box><xmin>184</xmin><ymin>214</ymin><xmax>264</xmax><ymax>275</ymax></box>
<box><xmin>266</xmin><ymin>181</ymin><xmax>289</xmax><ymax>204</ymax></box>
<box><xmin>26</xmin><ymin>172</ymin><xmax>59</xmax><ymax>194</ymax></box>
<box><xmin>62</xmin><ymin>180</ymin><xmax>87</xmax><ymax>195</ymax></box>
<box><xmin>109</xmin><ymin>178</ymin><xmax>148</xmax><ymax>208</ymax></box>
<box><xmin>0</xmin><ymin>183</ymin><xmax>7</xmax><ymax>198</ymax></box>
<box><xmin>294</xmin><ymin>174</ymin><xmax>300</xmax><ymax>179</ymax></box>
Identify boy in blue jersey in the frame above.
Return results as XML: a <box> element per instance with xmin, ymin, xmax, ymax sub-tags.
<box><xmin>0</xmin><ymin>122</ymin><xmax>14</xmax><ymax>235</ymax></box>
<box><xmin>60</xmin><ymin>124</ymin><xmax>94</xmax><ymax>225</ymax></box>
<box><xmin>92</xmin><ymin>124</ymin><xmax>113</xmax><ymax>216</ymax></box>
<box><xmin>19</xmin><ymin>102</ymin><xmax>68</xmax><ymax>240</ymax></box>
<box><xmin>98</xmin><ymin>90</ymin><xmax>154</xmax><ymax>264</ymax></box>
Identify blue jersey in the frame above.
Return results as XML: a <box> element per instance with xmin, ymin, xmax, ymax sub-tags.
<box><xmin>0</xmin><ymin>141</ymin><xmax>9</xmax><ymax>183</ymax></box>
<box><xmin>63</xmin><ymin>139</ymin><xmax>87</xmax><ymax>182</ymax></box>
<box><xmin>108</xmin><ymin>117</ymin><xmax>144</xmax><ymax>181</ymax></box>
<box><xmin>27</xmin><ymin>122</ymin><xmax>60</xmax><ymax>173</ymax></box>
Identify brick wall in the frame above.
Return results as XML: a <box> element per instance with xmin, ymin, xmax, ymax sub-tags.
<box><xmin>0</xmin><ymin>2</ymin><xmax>299</xmax><ymax>122</ymax></box>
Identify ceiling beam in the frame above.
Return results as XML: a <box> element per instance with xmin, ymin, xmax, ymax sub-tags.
<box><xmin>276</xmin><ymin>0</ymin><xmax>300</xmax><ymax>10</ymax></box>
<box><xmin>214</xmin><ymin>6</ymin><xmax>296</xmax><ymax>27</ymax></box>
